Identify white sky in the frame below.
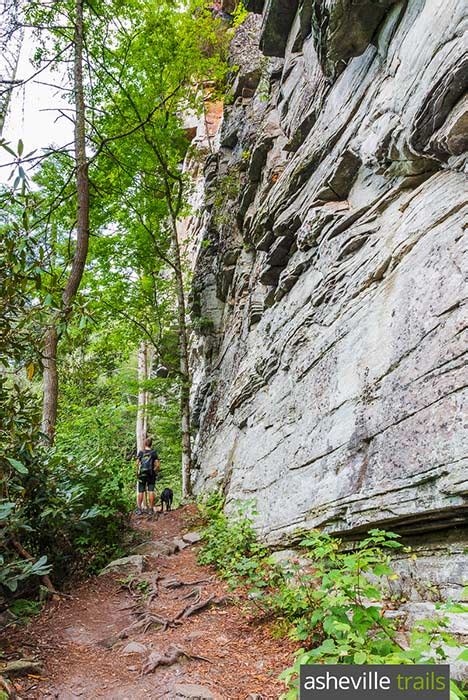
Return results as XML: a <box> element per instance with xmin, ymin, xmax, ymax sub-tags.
<box><xmin>0</xmin><ymin>29</ymin><xmax>73</xmax><ymax>183</ymax></box>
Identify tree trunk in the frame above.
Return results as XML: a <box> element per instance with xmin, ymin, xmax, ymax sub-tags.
<box><xmin>0</xmin><ymin>0</ymin><xmax>24</xmax><ymax>136</ymax></box>
<box><xmin>41</xmin><ymin>326</ymin><xmax>58</xmax><ymax>440</ymax></box>
<box><xmin>63</xmin><ymin>0</ymin><xmax>89</xmax><ymax>311</ymax></box>
<box><xmin>136</xmin><ymin>340</ymin><xmax>148</xmax><ymax>453</ymax></box>
<box><xmin>170</xmin><ymin>216</ymin><xmax>192</xmax><ymax>498</ymax></box>
<box><xmin>136</xmin><ymin>340</ymin><xmax>155</xmax><ymax>452</ymax></box>
<box><xmin>41</xmin><ymin>0</ymin><xmax>90</xmax><ymax>442</ymax></box>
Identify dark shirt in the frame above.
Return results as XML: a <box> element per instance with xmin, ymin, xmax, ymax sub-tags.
<box><xmin>137</xmin><ymin>449</ymin><xmax>159</xmax><ymax>473</ymax></box>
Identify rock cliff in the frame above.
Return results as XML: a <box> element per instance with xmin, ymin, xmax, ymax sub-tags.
<box><xmin>186</xmin><ymin>0</ymin><xmax>468</xmax><ymax>600</ymax></box>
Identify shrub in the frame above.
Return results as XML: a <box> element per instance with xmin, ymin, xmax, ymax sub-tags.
<box><xmin>198</xmin><ymin>496</ymin><xmax>467</xmax><ymax>700</ymax></box>
<box><xmin>198</xmin><ymin>492</ymin><xmax>267</xmax><ymax>587</ymax></box>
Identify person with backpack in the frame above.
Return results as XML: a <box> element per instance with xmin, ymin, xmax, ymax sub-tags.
<box><xmin>135</xmin><ymin>437</ymin><xmax>160</xmax><ymax>515</ymax></box>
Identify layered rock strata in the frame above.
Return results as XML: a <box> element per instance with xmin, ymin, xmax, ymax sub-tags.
<box><xmin>187</xmin><ymin>0</ymin><xmax>468</xmax><ymax>599</ymax></box>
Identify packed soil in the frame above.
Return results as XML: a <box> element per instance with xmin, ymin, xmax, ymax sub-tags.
<box><xmin>1</xmin><ymin>506</ymin><xmax>297</xmax><ymax>699</ymax></box>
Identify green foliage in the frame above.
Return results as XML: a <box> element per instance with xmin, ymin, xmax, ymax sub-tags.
<box><xmin>0</xmin><ymin>189</ymin><xmax>132</xmax><ymax>599</ymax></box>
<box><xmin>198</xmin><ymin>499</ymin><xmax>467</xmax><ymax>700</ymax></box>
<box><xmin>1</xmin><ymin>0</ymin><xmax>231</xmax><ymax>607</ymax></box>
<box><xmin>212</xmin><ymin>169</ymin><xmax>242</xmax><ymax>227</ymax></box>
<box><xmin>232</xmin><ymin>1</ymin><xmax>249</xmax><ymax>28</ymax></box>
<box><xmin>278</xmin><ymin>530</ymin><xmax>463</xmax><ymax>699</ymax></box>
<box><xmin>191</xmin><ymin>316</ymin><xmax>215</xmax><ymax>334</ymax></box>
<box><xmin>198</xmin><ymin>492</ymin><xmax>267</xmax><ymax>587</ymax></box>
<box><xmin>8</xmin><ymin>598</ymin><xmax>43</xmax><ymax>622</ymax></box>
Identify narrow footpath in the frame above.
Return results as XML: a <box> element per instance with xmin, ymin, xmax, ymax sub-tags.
<box><xmin>2</xmin><ymin>506</ymin><xmax>296</xmax><ymax>699</ymax></box>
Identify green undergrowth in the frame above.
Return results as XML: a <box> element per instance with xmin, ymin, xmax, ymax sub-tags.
<box><xmin>197</xmin><ymin>493</ymin><xmax>467</xmax><ymax>700</ymax></box>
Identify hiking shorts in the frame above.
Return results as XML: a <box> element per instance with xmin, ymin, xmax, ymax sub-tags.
<box><xmin>137</xmin><ymin>472</ymin><xmax>156</xmax><ymax>492</ymax></box>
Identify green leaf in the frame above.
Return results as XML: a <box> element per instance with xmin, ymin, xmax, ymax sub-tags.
<box><xmin>17</xmin><ymin>139</ymin><xmax>24</xmax><ymax>156</ymax></box>
<box><xmin>0</xmin><ymin>139</ymin><xmax>17</xmax><ymax>156</ymax></box>
<box><xmin>6</xmin><ymin>457</ymin><xmax>28</xmax><ymax>474</ymax></box>
<box><xmin>0</xmin><ymin>502</ymin><xmax>15</xmax><ymax>520</ymax></box>
<box><xmin>354</xmin><ymin>651</ymin><xmax>367</xmax><ymax>664</ymax></box>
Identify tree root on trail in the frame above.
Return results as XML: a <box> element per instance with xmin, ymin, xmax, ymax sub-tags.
<box><xmin>98</xmin><ymin>612</ymin><xmax>172</xmax><ymax>647</ymax></box>
<box><xmin>171</xmin><ymin>593</ymin><xmax>231</xmax><ymax>623</ymax></box>
<box><xmin>161</xmin><ymin>577</ymin><xmax>213</xmax><ymax>590</ymax></box>
<box><xmin>141</xmin><ymin>645</ymin><xmax>211</xmax><ymax>675</ymax></box>
<box><xmin>147</xmin><ymin>573</ymin><xmax>162</xmax><ymax>603</ymax></box>
<box><xmin>101</xmin><ymin>589</ymin><xmax>232</xmax><ymax>647</ymax></box>
<box><xmin>120</xmin><ymin>573</ymin><xmax>161</xmax><ymax>603</ymax></box>
<box><xmin>0</xmin><ymin>660</ymin><xmax>43</xmax><ymax>677</ymax></box>
<box><xmin>180</xmin><ymin>586</ymin><xmax>202</xmax><ymax>601</ymax></box>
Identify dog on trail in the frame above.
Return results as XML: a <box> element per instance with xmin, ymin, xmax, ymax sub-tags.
<box><xmin>160</xmin><ymin>488</ymin><xmax>173</xmax><ymax>512</ymax></box>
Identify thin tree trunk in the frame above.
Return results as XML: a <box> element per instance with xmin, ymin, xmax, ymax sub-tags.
<box><xmin>136</xmin><ymin>340</ymin><xmax>148</xmax><ymax>453</ymax></box>
<box><xmin>136</xmin><ymin>340</ymin><xmax>156</xmax><ymax>451</ymax></box>
<box><xmin>63</xmin><ymin>0</ymin><xmax>89</xmax><ymax>311</ymax></box>
<box><xmin>170</xmin><ymin>215</ymin><xmax>192</xmax><ymax>498</ymax></box>
<box><xmin>0</xmin><ymin>0</ymin><xmax>24</xmax><ymax>136</ymax></box>
<box><xmin>41</xmin><ymin>0</ymin><xmax>89</xmax><ymax>442</ymax></box>
<box><xmin>41</xmin><ymin>326</ymin><xmax>58</xmax><ymax>440</ymax></box>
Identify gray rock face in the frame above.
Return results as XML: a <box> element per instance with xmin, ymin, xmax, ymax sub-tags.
<box><xmin>187</xmin><ymin>0</ymin><xmax>468</xmax><ymax>598</ymax></box>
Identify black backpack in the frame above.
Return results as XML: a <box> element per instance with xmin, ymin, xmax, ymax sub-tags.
<box><xmin>139</xmin><ymin>450</ymin><xmax>154</xmax><ymax>477</ymax></box>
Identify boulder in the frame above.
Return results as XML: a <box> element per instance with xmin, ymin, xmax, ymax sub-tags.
<box><xmin>100</xmin><ymin>555</ymin><xmax>146</xmax><ymax>576</ymax></box>
<box><xmin>133</xmin><ymin>540</ymin><xmax>177</xmax><ymax>557</ymax></box>
<box><xmin>172</xmin><ymin>684</ymin><xmax>215</xmax><ymax>700</ymax></box>
<box><xmin>121</xmin><ymin>642</ymin><xmax>147</xmax><ymax>655</ymax></box>
<box><xmin>182</xmin><ymin>531</ymin><xmax>203</xmax><ymax>545</ymax></box>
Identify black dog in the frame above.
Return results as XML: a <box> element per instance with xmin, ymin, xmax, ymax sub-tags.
<box><xmin>160</xmin><ymin>488</ymin><xmax>173</xmax><ymax>512</ymax></box>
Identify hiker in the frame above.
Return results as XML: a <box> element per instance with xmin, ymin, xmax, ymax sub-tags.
<box><xmin>135</xmin><ymin>437</ymin><xmax>160</xmax><ymax>515</ymax></box>
<box><xmin>207</xmin><ymin>0</ymin><xmax>232</xmax><ymax>21</ymax></box>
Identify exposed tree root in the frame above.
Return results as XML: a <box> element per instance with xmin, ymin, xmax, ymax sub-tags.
<box><xmin>120</xmin><ymin>612</ymin><xmax>171</xmax><ymax>637</ymax></box>
<box><xmin>180</xmin><ymin>586</ymin><xmax>202</xmax><ymax>601</ymax></box>
<box><xmin>0</xmin><ymin>660</ymin><xmax>43</xmax><ymax>677</ymax></box>
<box><xmin>141</xmin><ymin>645</ymin><xmax>211</xmax><ymax>675</ymax></box>
<box><xmin>104</xmin><ymin>592</ymin><xmax>231</xmax><ymax>646</ymax></box>
<box><xmin>99</xmin><ymin>611</ymin><xmax>172</xmax><ymax>647</ymax></box>
<box><xmin>147</xmin><ymin>573</ymin><xmax>162</xmax><ymax>603</ymax></box>
<box><xmin>175</xmin><ymin>594</ymin><xmax>230</xmax><ymax>621</ymax></box>
<box><xmin>161</xmin><ymin>577</ymin><xmax>213</xmax><ymax>590</ymax></box>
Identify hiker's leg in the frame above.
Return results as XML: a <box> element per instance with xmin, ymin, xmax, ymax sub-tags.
<box><xmin>136</xmin><ymin>479</ymin><xmax>145</xmax><ymax>510</ymax></box>
<box><xmin>147</xmin><ymin>481</ymin><xmax>155</xmax><ymax>512</ymax></box>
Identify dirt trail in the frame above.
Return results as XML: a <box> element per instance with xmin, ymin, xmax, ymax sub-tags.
<box><xmin>2</xmin><ymin>506</ymin><xmax>296</xmax><ymax>699</ymax></box>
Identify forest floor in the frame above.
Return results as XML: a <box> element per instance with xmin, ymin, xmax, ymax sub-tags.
<box><xmin>1</xmin><ymin>505</ymin><xmax>296</xmax><ymax>699</ymax></box>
